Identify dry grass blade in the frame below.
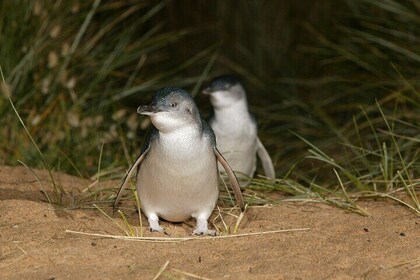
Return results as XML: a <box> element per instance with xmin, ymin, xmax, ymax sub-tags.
<box><xmin>233</xmin><ymin>207</ymin><xmax>246</xmax><ymax>233</ymax></box>
<box><xmin>362</xmin><ymin>192</ymin><xmax>420</xmax><ymax>216</ymax></box>
<box><xmin>18</xmin><ymin>160</ymin><xmax>52</xmax><ymax>204</ymax></box>
<box><xmin>1</xmin><ymin>66</ymin><xmax>63</xmax><ymax>203</ymax></box>
<box><xmin>92</xmin><ymin>204</ymin><xmax>129</xmax><ymax>236</ymax></box>
<box><xmin>133</xmin><ymin>189</ymin><xmax>144</xmax><ymax>237</ymax></box>
<box><xmin>171</xmin><ymin>268</ymin><xmax>213</xmax><ymax>280</ymax></box>
<box><xmin>65</xmin><ymin>228</ymin><xmax>310</xmax><ymax>242</ymax></box>
<box><xmin>152</xmin><ymin>260</ymin><xmax>170</xmax><ymax>280</ymax></box>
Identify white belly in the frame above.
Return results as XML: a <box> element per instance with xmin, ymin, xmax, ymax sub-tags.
<box><xmin>137</xmin><ymin>137</ymin><xmax>219</xmax><ymax>222</ymax></box>
<box><xmin>211</xmin><ymin>121</ymin><xmax>258</xmax><ymax>178</ymax></box>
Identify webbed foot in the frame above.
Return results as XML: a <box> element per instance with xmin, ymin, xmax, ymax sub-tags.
<box><xmin>148</xmin><ymin>213</ymin><xmax>165</xmax><ymax>233</ymax></box>
<box><xmin>193</xmin><ymin>217</ymin><xmax>216</xmax><ymax>236</ymax></box>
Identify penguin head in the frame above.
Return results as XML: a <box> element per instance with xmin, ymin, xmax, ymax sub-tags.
<box><xmin>203</xmin><ymin>75</ymin><xmax>246</xmax><ymax>109</ymax></box>
<box><xmin>138</xmin><ymin>87</ymin><xmax>201</xmax><ymax>133</ymax></box>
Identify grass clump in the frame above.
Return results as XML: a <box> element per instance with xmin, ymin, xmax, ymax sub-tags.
<box><xmin>0</xmin><ymin>1</ymin><xmax>418</xmax><ymax>216</ymax></box>
<box><xmin>245</xmin><ymin>0</ymin><xmax>419</xmax><ymax>214</ymax></box>
<box><xmin>0</xmin><ymin>0</ymin><xmax>215</xmax><ymax>177</ymax></box>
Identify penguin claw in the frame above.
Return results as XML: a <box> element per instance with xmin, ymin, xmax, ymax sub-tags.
<box><xmin>148</xmin><ymin>227</ymin><xmax>168</xmax><ymax>236</ymax></box>
<box><xmin>149</xmin><ymin>225</ymin><xmax>166</xmax><ymax>234</ymax></box>
<box><xmin>193</xmin><ymin>228</ymin><xmax>217</xmax><ymax>236</ymax></box>
<box><xmin>148</xmin><ymin>225</ymin><xmax>165</xmax><ymax>233</ymax></box>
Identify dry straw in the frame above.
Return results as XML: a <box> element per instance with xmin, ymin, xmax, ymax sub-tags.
<box><xmin>65</xmin><ymin>227</ymin><xmax>311</xmax><ymax>243</ymax></box>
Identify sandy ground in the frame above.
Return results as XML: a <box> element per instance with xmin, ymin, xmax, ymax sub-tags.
<box><xmin>0</xmin><ymin>165</ymin><xmax>419</xmax><ymax>279</ymax></box>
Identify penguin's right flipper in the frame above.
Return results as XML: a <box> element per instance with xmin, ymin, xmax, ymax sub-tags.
<box><xmin>214</xmin><ymin>147</ymin><xmax>245</xmax><ymax>211</ymax></box>
<box><xmin>113</xmin><ymin>145</ymin><xmax>150</xmax><ymax>209</ymax></box>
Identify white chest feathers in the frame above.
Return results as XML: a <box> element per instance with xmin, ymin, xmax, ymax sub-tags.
<box><xmin>137</xmin><ymin>128</ymin><xmax>219</xmax><ymax>223</ymax></box>
<box><xmin>211</xmin><ymin>103</ymin><xmax>258</xmax><ymax>177</ymax></box>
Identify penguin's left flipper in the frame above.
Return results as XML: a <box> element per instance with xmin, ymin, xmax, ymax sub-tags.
<box><xmin>256</xmin><ymin>137</ymin><xmax>276</xmax><ymax>179</ymax></box>
<box><xmin>214</xmin><ymin>147</ymin><xmax>245</xmax><ymax>211</ymax></box>
<box><xmin>113</xmin><ymin>145</ymin><xmax>151</xmax><ymax>209</ymax></box>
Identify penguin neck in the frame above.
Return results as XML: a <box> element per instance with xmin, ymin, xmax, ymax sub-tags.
<box><xmin>213</xmin><ymin>98</ymin><xmax>251</xmax><ymax>126</ymax></box>
<box><xmin>158</xmin><ymin>123</ymin><xmax>203</xmax><ymax>148</ymax></box>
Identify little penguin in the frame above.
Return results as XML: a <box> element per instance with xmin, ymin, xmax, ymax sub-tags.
<box><xmin>113</xmin><ymin>87</ymin><xmax>244</xmax><ymax>235</ymax></box>
<box><xmin>203</xmin><ymin>75</ymin><xmax>276</xmax><ymax>185</ymax></box>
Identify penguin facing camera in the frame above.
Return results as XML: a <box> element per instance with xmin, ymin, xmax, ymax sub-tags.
<box><xmin>113</xmin><ymin>87</ymin><xmax>244</xmax><ymax>235</ymax></box>
<box><xmin>203</xmin><ymin>75</ymin><xmax>275</xmax><ymax>186</ymax></box>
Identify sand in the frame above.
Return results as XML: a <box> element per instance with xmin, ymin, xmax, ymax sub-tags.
<box><xmin>0</xmin><ymin>165</ymin><xmax>419</xmax><ymax>279</ymax></box>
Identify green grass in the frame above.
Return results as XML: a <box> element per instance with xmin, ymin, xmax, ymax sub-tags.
<box><xmin>0</xmin><ymin>0</ymin><xmax>418</xmax><ymax>216</ymax></box>
<box><xmin>0</xmin><ymin>0</ymin><xmax>215</xmax><ymax>176</ymax></box>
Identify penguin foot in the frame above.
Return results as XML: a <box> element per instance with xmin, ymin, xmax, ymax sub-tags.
<box><xmin>148</xmin><ymin>214</ymin><xmax>164</xmax><ymax>233</ymax></box>
<box><xmin>193</xmin><ymin>217</ymin><xmax>216</xmax><ymax>236</ymax></box>
<box><xmin>148</xmin><ymin>226</ymin><xmax>165</xmax><ymax>233</ymax></box>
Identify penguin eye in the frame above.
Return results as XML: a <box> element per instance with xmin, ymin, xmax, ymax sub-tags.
<box><xmin>170</xmin><ymin>102</ymin><xmax>178</xmax><ymax>107</ymax></box>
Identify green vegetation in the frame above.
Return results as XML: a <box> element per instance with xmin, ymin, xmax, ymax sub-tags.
<box><xmin>1</xmin><ymin>0</ymin><xmax>418</xmax><ymax>214</ymax></box>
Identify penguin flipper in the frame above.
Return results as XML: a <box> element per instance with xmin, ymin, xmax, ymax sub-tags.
<box><xmin>113</xmin><ymin>145</ymin><xmax>150</xmax><ymax>209</ymax></box>
<box><xmin>256</xmin><ymin>137</ymin><xmax>275</xmax><ymax>179</ymax></box>
<box><xmin>214</xmin><ymin>147</ymin><xmax>245</xmax><ymax>211</ymax></box>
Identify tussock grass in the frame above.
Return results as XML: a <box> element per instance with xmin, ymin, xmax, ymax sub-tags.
<box><xmin>0</xmin><ymin>0</ymin><xmax>215</xmax><ymax>176</ymax></box>
<box><xmin>1</xmin><ymin>0</ymin><xmax>418</xmax><ymax>219</ymax></box>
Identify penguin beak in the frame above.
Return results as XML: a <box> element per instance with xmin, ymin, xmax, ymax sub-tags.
<box><xmin>203</xmin><ymin>84</ymin><xmax>231</xmax><ymax>95</ymax></box>
<box><xmin>137</xmin><ymin>105</ymin><xmax>164</xmax><ymax>115</ymax></box>
<box><xmin>202</xmin><ymin>86</ymin><xmax>214</xmax><ymax>95</ymax></box>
